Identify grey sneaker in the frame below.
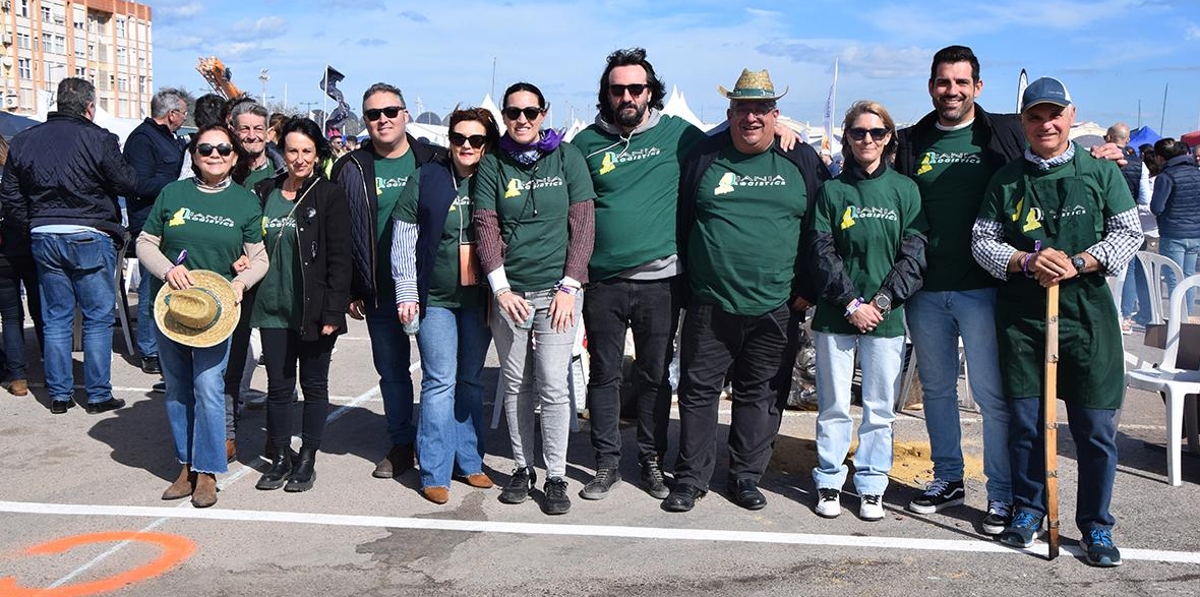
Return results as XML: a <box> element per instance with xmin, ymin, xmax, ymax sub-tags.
<box><xmin>981</xmin><ymin>500</ymin><xmax>1012</xmax><ymax>535</ymax></box>
<box><xmin>640</xmin><ymin>458</ymin><xmax>670</xmax><ymax>499</ymax></box>
<box><xmin>579</xmin><ymin>466</ymin><xmax>621</xmax><ymax>500</ymax></box>
<box><xmin>543</xmin><ymin>477</ymin><xmax>571</xmax><ymax>515</ymax></box>
<box><xmin>499</xmin><ymin>467</ymin><xmax>536</xmax><ymax>504</ymax></box>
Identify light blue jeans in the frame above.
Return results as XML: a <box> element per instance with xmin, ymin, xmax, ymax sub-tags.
<box><xmin>415</xmin><ymin>305</ymin><xmax>491</xmax><ymax>489</ymax></box>
<box><xmin>157</xmin><ymin>328</ymin><xmax>231</xmax><ymax>475</ymax></box>
<box><xmin>813</xmin><ymin>332</ymin><xmax>904</xmax><ymax>496</ymax></box>
<box><xmin>1160</xmin><ymin>236</ymin><xmax>1200</xmax><ymax>316</ymax></box>
<box><xmin>31</xmin><ymin>231</ymin><xmax>116</xmax><ymax>404</ymax></box>
<box><xmin>905</xmin><ymin>288</ymin><xmax>1011</xmax><ymax>502</ymax></box>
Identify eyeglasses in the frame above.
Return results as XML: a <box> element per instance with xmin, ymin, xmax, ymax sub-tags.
<box><xmin>847</xmin><ymin>127</ymin><xmax>890</xmax><ymax>142</ymax></box>
<box><xmin>196</xmin><ymin>143</ymin><xmax>233</xmax><ymax>157</ymax></box>
<box><xmin>449</xmin><ymin>132</ymin><xmax>488</xmax><ymax>149</ymax></box>
<box><xmin>503</xmin><ymin>106</ymin><xmax>544</xmax><ymax>121</ymax></box>
<box><xmin>364</xmin><ymin>106</ymin><xmax>404</xmax><ymax>122</ymax></box>
<box><xmin>608</xmin><ymin>83</ymin><xmax>648</xmax><ymax>97</ymax></box>
<box><xmin>731</xmin><ymin>103</ymin><xmax>776</xmax><ymax>118</ymax></box>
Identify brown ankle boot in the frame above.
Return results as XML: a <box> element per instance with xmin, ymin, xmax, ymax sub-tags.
<box><xmin>226</xmin><ymin>439</ymin><xmax>237</xmax><ymax>463</ymax></box>
<box><xmin>191</xmin><ymin>473</ymin><xmax>218</xmax><ymax>508</ymax></box>
<box><xmin>162</xmin><ymin>465</ymin><xmax>195</xmax><ymax>500</ymax></box>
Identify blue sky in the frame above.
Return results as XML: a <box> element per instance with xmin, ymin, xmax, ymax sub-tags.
<box><xmin>151</xmin><ymin>0</ymin><xmax>1200</xmax><ymax>135</ymax></box>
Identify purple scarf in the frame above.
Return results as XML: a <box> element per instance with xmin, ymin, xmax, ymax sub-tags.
<box><xmin>500</xmin><ymin>129</ymin><xmax>565</xmax><ymax>165</ymax></box>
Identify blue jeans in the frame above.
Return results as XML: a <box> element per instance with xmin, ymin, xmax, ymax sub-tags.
<box><xmin>364</xmin><ymin>301</ymin><xmax>415</xmax><ymax>447</ymax></box>
<box><xmin>1009</xmin><ymin>397</ymin><xmax>1117</xmax><ymax>534</ymax></box>
<box><xmin>813</xmin><ymin>332</ymin><xmax>904</xmax><ymax>496</ymax></box>
<box><xmin>415</xmin><ymin>305</ymin><xmax>491</xmax><ymax>489</ymax></box>
<box><xmin>1160</xmin><ymin>237</ymin><xmax>1200</xmax><ymax>316</ymax></box>
<box><xmin>905</xmin><ymin>289</ymin><xmax>1012</xmax><ymax>502</ymax></box>
<box><xmin>136</xmin><ymin>262</ymin><xmax>158</xmax><ymax>358</ymax></box>
<box><xmin>31</xmin><ymin>231</ymin><xmax>117</xmax><ymax>403</ymax></box>
<box><xmin>157</xmin><ymin>328</ymin><xmax>231</xmax><ymax>475</ymax></box>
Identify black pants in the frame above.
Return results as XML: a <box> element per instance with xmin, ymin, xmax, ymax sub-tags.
<box><xmin>674</xmin><ymin>301</ymin><xmax>797</xmax><ymax>488</ymax></box>
<box><xmin>583</xmin><ymin>277</ymin><xmax>681</xmax><ymax>466</ymax></box>
<box><xmin>261</xmin><ymin>328</ymin><xmax>335</xmax><ymax>451</ymax></box>
<box><xmin>223</xmin><ymin>286</ymin><xmax>256</xmax><ymax>439</ymax></box>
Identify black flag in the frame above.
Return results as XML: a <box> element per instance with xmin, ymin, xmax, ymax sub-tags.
<box><xmin>320</xmin><ymin>65</ymin><xmax>351</xmax><ymax>136</ymax></box>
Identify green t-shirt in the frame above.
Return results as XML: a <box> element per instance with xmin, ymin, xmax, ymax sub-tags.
<box><xmin>142</xmin><ymin>179</ymin><xmax>262</xmax><ymax>297</ymax></box>
<box><xmin>687</xmin><ymin>145</ymin><xmax>806</xmax><ymax>316</ymax></box>
<box><xmin>811</xmin><ymin>168</ymin><xmax>928</xmax><ymax>337</ymax></box>
<box><xmin>910</xmin><ymin>124</ymin><xmax>999</xmax><ymax>291</ymax></box>
<box><xmin>251</xmin><ymin>189</ymin><xmax>303</xmax><ymax>329</ymax></box>
<box><xmin>473</xmin><ymin>142</ymin><xmax>596</xmax><ymax>291</ymax></box>
<box><xmin>373</xmin><ymin>152</ymin><xmax>417</xmax><ymax>302</ymax></box>
<box><xmin>393</xmin><ymin>172</ymin><xmax>485</xmax><ymax>309</ymax></box>
<box><xmin>572</xmin><ymin>115</ymin><xmax>707</xmax><ymax>281</ymax></box>
<box><xmin>241</xmin><ymin>161</ymin><xmax>275</xmax><ymax>191</ymax></box>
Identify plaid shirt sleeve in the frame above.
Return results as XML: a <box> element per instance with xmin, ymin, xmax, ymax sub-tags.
<box><xmin>971</xmin><ymin>217</ymin><xmax>1017</xmax><ymax>281</ymax></box>
<box><xmin>1085</xmin><ymin>208</ymin><xmax>1143</xmax><ymax>277</ymax></box>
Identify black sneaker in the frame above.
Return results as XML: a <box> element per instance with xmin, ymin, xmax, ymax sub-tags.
<box><xmin>543</xmin><ymin>477</ymin><xmax>571</xmax><ymax>515</ymax></box>
<box><xmin>140</xmin><ymin>356</ymin><xmax>162</xmax><ymax>374</ymax></box>
<box><xmin>1082</xmin><ymin>527</ymin><xmax>1122</xmax><ymax>567</ymax></box>
<box><xmin>499</xmin><ymin>467</ymin><xmax>536</xmax><ymax>504</ymax></box>
<box><xmin>981</xmin><ymin>500</ymin><xmax>1012</xmax><ymax>535</ymax></box>
<box><xmin>579</xmin><ymin>465</ymin><xmax>621</xmax><ymax>500</ymax></box>
<box><xmin>85</xmin><ymin>397</ymin><xmax>126</xmax><ymax>414</ymax></box>
<box><xmin>907</xmin><ymin>478</ymin><xmax>964</xmax><ymax>514</ymax></box>
<box><xmin>639</xmin><ymin>458</ymin><xmax>670</xmax><ymax>500</ymax></box>
<box><xmin>50</xmin><ymin>399</ymin><xmax>75</xmax><ymax>414</ymax></box>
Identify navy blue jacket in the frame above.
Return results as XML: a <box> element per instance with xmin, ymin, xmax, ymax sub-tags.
<box><xmin>412</xmin><ymin>156</ymin><xmax>459</xmax><ymax>313</ymax></box>
<box><xmin>1152</xmin><ymin>154</ymin><xmax>1200</xmax><ymax>239</ymax></box>
<box><xmin>0</xmin><ymin>111</ymin><xmax>137</xmax><ymax>244</ymax></box>
<box><xmin>123</xmin><ymin>117</ymin><xmax>183</xmax><ymax>233</ymax></box>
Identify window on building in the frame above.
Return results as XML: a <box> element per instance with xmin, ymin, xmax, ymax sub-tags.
<box><xmin>118</xmin><ymin>76</ymin><xmax>128</xmax><ymax>92</ymax></box>
<box><xmin>74</xmin><ymin>6</ymin><xmax>85</xmax><ymax>30</ymax></box>
<box><xmin>88</xmin><ymin>44</ymin><xmax>95</xmax><ymax>59</ymax></box>
<box><xmin>17</xmin><ymin>32</ymin><xmax>31</xmax><ymax>50</ymax></box>
<box><xmin>75</xmin><ymin>66</ymin><xmax>86</xmax><ymax>77</ymax></box>
<box><xmin>54</xmin><ymin>36</ymin><xmax>65</xmax><ymax>54</ymax></box>
<box><xmin>20</xmin><ymin>89</ymin><xmax>34</xmax><ymax>108</ymax></box>
<box><xmin>18</xmin><ymin>0</ymin><xmax>29</xmax><ymax>18</ymax></box>
<box><xmin>41</xmin><ymin>5</ymin><xmax>51</xmax><ymax>22</ymax></box>
<box><xmin>117</xmin><ymin>47</ymin><xmax>126</xmax><ymax>65</ymax></box>
<box><xmin>139</xmin><ymin>75</ymin><xmax>147</xmax><ymax>93</ymax></box>
<box><xmin>17</xmin><ymin>58</ymin><xmax>32</xmax><ymax>80</ymax></box>
<box><xmin>42</xmin><ymin>33</ymin><xmax>52</xmax><ymax>52</ymax></box>
<box><xmin>116</xmin><ymin>18</ymin><xmax>126</xmax><ymax>38</ymax></box>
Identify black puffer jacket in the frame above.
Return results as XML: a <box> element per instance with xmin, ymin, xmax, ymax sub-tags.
<box><xmin>0</xmin><ymin>111</ymin><xmax>137</xmax><ymax>243</ymax></box>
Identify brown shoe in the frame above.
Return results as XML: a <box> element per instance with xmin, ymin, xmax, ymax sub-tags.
<box><xmin>161</xmin><ymin>465</ymin><xmax>195</xmax><ymax>500</ymax></box>
<box><xmin>6</xmin><ymin>378</ymin><xmax>29</xmax><ymax>396</ymax></box>
<box><xmin>421</xmin><ymin>486</ymin><xmax>450</xmax><ymax>504</ymax></box>
<box><xmin>372</xmin><ymin>444</ymin><xmax>414</xmax><ymax>479</ymax></box>
<box><xmin>460</xmin><ymin>473</ymin><xmax>494</xmax><ymax>489</ymax></box>
<box><xmin>226</xmin><ymin>439</ymin><xmax>237</xmax><ymax>463</ymax></box>
<box><xmin>191</xmin><ymin>473</ymin><xmax>218</xmax><ymax>508</ymax></box>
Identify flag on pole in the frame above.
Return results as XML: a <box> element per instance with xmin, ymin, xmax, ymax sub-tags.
<box><xmin>319</xmin><ymin>65</ymin><xmax>352</xmax><ymax>137</ymax></box>
<box><xmin>1017</xmin><ymin>69</ymin><xmax>1028</xmax><ymax>112</ymax></box>
<box><xmin>822</xmin><ymin>59</ymin><xmax>839</xmax><ymax>153</ymax></box>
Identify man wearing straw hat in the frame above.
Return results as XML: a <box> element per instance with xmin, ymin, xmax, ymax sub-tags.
<box><xmin>664</xmin><ymin>68</ymin><xmax>828</xmax><ymax>512</ymax></box>
<box><xmin>970</xmin><ymin>76</ymin><xmax>1141</xmax><ymax>566</ymax></box>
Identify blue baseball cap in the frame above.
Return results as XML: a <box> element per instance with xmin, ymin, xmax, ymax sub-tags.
<box><xmin>1020</xmin><ymin>77</ymin><xmax>1072</xmax><ymax>113</ymax></box>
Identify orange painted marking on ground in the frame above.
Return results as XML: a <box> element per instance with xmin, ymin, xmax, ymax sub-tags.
<box><xmin>0</xmin><ymin>531</ymin><xmax>195</xmax><ymax>597</ymax></box>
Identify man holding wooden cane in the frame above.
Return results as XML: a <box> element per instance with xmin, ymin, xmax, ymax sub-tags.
<box><xmin>970</xmin><ymin>77</ymin><xmax>1142</xmax><ymax>567</ymax></box>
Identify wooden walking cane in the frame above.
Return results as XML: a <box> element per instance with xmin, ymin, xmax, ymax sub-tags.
<box><xmin>1044</xmin><ymin>282</ymin><xmax>1061</xmax><ymax>560</ymax></box>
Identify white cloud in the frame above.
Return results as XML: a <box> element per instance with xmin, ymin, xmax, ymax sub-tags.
<box><xmin>230</xmin><ymin>16</ymin><xmax>287</xmax><ymax>41</ymax></box>
<box><xmin>1186</xmin><ymin>25</ymin><xmax>1200</xmax><ymax>41</ymax></box>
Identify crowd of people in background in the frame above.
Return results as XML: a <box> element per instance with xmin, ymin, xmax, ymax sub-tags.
<box><xmin>9</xmin><ymin>41</ymin><xmax>1200</xmax><ymax>570</ymax></box>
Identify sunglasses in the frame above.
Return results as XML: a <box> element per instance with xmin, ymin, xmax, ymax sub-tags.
<box><xmin>196</xmin><ymin>143</ymin><xmax>233</xmax><ymax>157</ymax></box>
<box><xmin>364</xmin><ymin>106</ymin><xmax>404</xmax><ymax>121</ymax></box>
<box><xmin>608</xmin><ymin>83</ymin><xmax>648</xmax><ymax>97</ymax></box>
<box><xmin>847</xmin><ymin>127</ymin><xmax>890</xmax><ymax>142</ymax></box>
<box><xmin>449</xmin><ymin>133</ymin><xmax>488</xmax><ymax>149</ymax></box>
<box><xmin>503</xmin><ymin>106</ymin><xmax>544</xmax><ymax>121</ymax></box>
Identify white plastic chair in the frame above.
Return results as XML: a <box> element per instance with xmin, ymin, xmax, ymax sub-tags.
<box><xmin>1137</xmin><ymin>251</ymin><xmax>1184</xmax><ymax>326</ymax></box>
<box><xmin>1124</xmin><ymin>273</ymin><xmax>1200</xmax><ymax>486</ymax></box>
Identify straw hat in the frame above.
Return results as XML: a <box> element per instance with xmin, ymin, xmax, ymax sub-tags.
<box><xmin>718</xmin><ymin>69</ymin><xmax>788</xmax><ymax>101</ymax></box>
<box><xmin>154</xmin><ymin>270</ymin><xmax>241</xmax><ymax>348</ymax></box>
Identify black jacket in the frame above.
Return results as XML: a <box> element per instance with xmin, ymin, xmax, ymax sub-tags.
<box><xmin>678</xmin><ymin>131</ymin><xmax>831</xmax><ymax>304</ymax></box>
<box><xmin>0</xmin><ymin>111</ymin><xmax>137</xmax><ymax>244</ymax></box>
<box><xmin>123</xmin><ymin>117</ymin><xmax>183</xmax><ymax>233</ymax></box>
<box><xmin>330</xmin><ymin>135</ymin><xmax>444</xmax><ymax>304</ymax></box>
<box><xmin>253</xmin><ymin>174</ymin><xmax>353</xmax><ymax>342</ymax></box>
<box><xmin>895</xmin><ymin>104</ymin><xmax>1025</xmax><ymax>179</ymax></box>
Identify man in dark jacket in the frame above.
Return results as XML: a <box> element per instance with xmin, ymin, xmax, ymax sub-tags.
<box><xmin>123</xmin><ymin>87</ymin><xmax>188</xmax><ymax>375</ymax></box>
<box><xmin>1150</xmin><ymin>137</ymin><xmax>1200</xmax><ymax>315</ymax></box>
<box><xmin>664</xmin><ymin>69</ymin><xmax>829</xmax><ymax>513</ymax></box>
<box><xmin>0</xmin><ymin>77</ymin><xmax>137</xmax><ymax>415</ymax></box>
<box><xmin>331</xmin><ymin>82</ymin><xmax>444</xmax><ymax>479</ymax></box>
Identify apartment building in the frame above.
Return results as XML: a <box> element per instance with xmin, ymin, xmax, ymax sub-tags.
<box><xmin>1</xmin><ymin>0</ymin><xmax>152</xmax><ymax>117</ymax></box>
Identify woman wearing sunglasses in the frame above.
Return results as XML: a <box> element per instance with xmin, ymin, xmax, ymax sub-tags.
<box><xmin>250</xmin><ymin>117</ymin><xmax>352</xmax><ymax>493</ymax></box>
<box><xmin>809</xmin><ymin>101</ymin><xmax>927</xmax><ymax>521</ymax></box>
<box><xmin>474</xmin><ymin>82</ymin><xmax>596</xmax><ymax>515</ymax></box>
<box><xmin>389</xmin><ymin>108</ymin><xmax>499</xmax><ymax>504</ymax></box>
<box><xmin>136</xmin><ymin>123</ymin><xmax>269</xmax><ymax>507</ymax></box>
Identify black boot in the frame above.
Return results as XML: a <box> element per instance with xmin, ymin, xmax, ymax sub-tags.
<box><xmin>255</xmin><ymin>447</ymin><xmax>294</xmax><ymax>490</ymax></box>
<box><xmin>284</xmin><ymin>446</ymin><xmax>317</xmax><ymax>492</ymax></box>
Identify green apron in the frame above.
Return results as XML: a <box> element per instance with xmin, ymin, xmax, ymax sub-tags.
<box><xmin>994</xmin><ymin>158</ymin><xmax>1124</xmax><ymax>409</ymax></box>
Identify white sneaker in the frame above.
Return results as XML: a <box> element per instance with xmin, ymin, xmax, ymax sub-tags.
<box><xmin>815</xmin><ymin>488</ymin><xmax>841</xmax><ymax>518</ymax></box>
<box><xmin>860</xmin><ymin>494</ymin><xmax>885</xmax><ymax>521</ymax></box>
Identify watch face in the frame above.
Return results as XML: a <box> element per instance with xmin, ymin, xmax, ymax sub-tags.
<box><xmin>875</xmin><ymin>295</ymin><xmax>891</xmax><ymax>310</ymax></box>
<box><xmin>1072</xmin><ymin>256</ymin><xmax>1086</xmax><ymax>272</ymax></box>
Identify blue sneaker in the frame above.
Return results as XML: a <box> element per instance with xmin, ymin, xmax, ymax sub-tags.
<box><xmin>999</xmin><ymin>511</ymin><xmax>1041</xmax><ymax>548</ymax></box>
<box><xmin>1082</xmin><ymin>527</ymin><xmax>1122</xmax><ymax>567</ymax></box>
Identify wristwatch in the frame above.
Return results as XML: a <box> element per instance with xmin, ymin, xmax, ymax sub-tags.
<box><xmin>872</xmin><ymin>293</ymin><xmax>892</xmax><ymax>314</ymax></box>
<box><xmin>1071</xmin><ymin>256</ymin><xmax>1087</xmax><ymax>276</ymax></box>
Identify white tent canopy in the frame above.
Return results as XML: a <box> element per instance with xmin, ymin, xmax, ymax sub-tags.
<box><xmin>32</xmin><ymin>88</ymin><xmax>142</xmax><ymax>147</ymax></box>
<box><xmin>662</xmin><ymin>85</ymin><xmax>714</xmax><ymax>131</ymax></box>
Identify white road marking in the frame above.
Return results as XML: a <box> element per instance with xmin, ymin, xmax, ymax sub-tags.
<box><xmin>4</xmin><ymin>500</ymin><xmax>1198</xmax><ymax>565</ymax></box>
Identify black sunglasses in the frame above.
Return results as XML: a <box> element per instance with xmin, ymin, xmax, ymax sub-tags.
<box><xmin>502</xmin><ymin>106</ymin><xmax>544</xmax><ymax>121</ymax></box>
<box><xmin>449</xmin><ymin>133</ymin><xmax>488</xmax><ymax>149</ymax></box>
<box><xmin>847</xmin><ymin>127</ymin><xmax>890</xmax><ymax>142</ymax></box>
<box><xmin>608</xmin><ymin>83</ymin><xmax>648</xmax><ymax>97</ymax></box>
<box><xmin>196</xmin><ymin>143</ymin><xmax>233</xmax><ymax>157</ymax></box>
<box><xmin>364</xmin><ymin>106</ymin><xmax>404</xmax><ymax>122</ymax></box>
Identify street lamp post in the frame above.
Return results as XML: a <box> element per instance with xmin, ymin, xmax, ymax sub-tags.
<box><xmin>258</xmin><ymin>69</ymin><xmax>269</xmax><ymax>105</ymax></box>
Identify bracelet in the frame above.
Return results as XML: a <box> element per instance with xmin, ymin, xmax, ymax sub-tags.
<box><xmin>1021</xmin><ymin>252</ymin><xmax>1035</xmax><ymax>277</ymax></box>
<box><xmin>493</xmin><ymin>287</ymin><xmax>512</xmax><ymax>298</ymax></box>
<box><xmin>844</xmin><ymin>297</ymin><xmax>865</xmax><ymax>318</ymax></box>
<box><xmin>556</xmin><ymin>283</ymin><xmax>579</xmax><ymax>296</ymax></box>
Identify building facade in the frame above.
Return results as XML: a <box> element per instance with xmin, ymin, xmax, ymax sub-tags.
<box><xmin>1</xmin><ymin>0</ymin><xmax>152</xmax><ymax>117</ymax></box>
